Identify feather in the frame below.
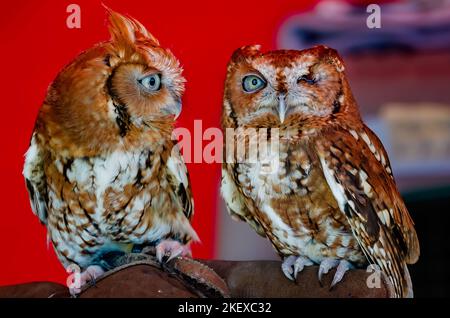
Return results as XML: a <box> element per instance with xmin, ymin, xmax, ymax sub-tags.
<box><xmin>104</xmin><ymin>5</ymin><xmax>159</xmax><ymax>47</ymax></box>
<box><xmin>316</xmin><ymin>124</ymin><xmax>419</xmax><ymax>297</ymax></box>
<box><xmin>23</xmin><ymin>134</ymin><xmax>48</xmax><ymax>224</ymax></box>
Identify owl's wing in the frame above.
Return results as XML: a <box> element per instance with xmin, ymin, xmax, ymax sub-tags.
<box><xmin>166</xmin><ymin>143</ymin><xmax>194</xmax><ymax>221</ymax></box>
<box><xmin>221</xmin><ymin>165</ymin><xmax>266</xmax><ymax>237</ymax></box>
<box><xmin>315</xmin><ymin>125</ymin><xmax>419</xmax><ymax>297</ymax></box>
<box><xmin>23</xmin><ymin>134</ymin><xmax>48</xmax><ymax>224</ymax></box>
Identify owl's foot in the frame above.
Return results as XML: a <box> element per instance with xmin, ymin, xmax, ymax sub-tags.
<box><xmin>281</xmin><ymin>255</ymin><xmax>314</xmax><ymax>281</ymax></box>
<box><xmin>69</xmin><ymin>265</ymin><xmax>105</xmax><ymax>296</ymax></box>
<box><xmin>317</xmin><ymin>258</ymin><xmax>353</xmax><ymax>289</ymax></box>
<box><xmin>155</xmin><ymin>239</ymin><xmax>191</xmax><ymax>263</ymax></box>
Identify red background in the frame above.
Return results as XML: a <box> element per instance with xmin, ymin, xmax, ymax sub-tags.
<box><xmin>0</xmin><ymin>0</ymin><xmax>320</xmax><ymax>285</ymax></box>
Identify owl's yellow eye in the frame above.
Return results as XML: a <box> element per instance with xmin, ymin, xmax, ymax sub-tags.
<box><xmin>139</xmin><ymin>74</ymin><xmax>162</xmax><ymax>91</ymax></box>
<box><xmin>242</xmin><ymin>75</ymin><xmax>266</xmax><ymax>93</ymax></box>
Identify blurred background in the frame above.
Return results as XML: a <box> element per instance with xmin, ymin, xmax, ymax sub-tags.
<box><xmin>0</xmin><ymin>0</ymin><xmax>449</xmax><ymax>297</ymax></box>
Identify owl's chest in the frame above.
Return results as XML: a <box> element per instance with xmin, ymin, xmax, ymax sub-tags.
<box><xmin>235</xmin><ymin>142</ymin><xmax>316</xmax><ymax>200</ymax></box>
<box><xmin>45</xmin><ymin>147</ymin><xmax>165</xmax><ymax>233</ymax></box>
<box><xmin>234</xmin><ymin>142</ymin><xmax>362</xmax><ymax>262</ymax></box>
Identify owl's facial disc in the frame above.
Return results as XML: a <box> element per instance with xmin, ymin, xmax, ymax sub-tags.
<box><xmin>238</xmin><ymin>73</ymin><xmax>279</xmax><ymax>122</ymax></box>
<box><xmin>108</xmin><ymin>61</ymin><xmax>185</xmax><ymax>126</ymax></box>
<box><xmin>138</xmin><ymin>72</ymin><xmax>182</xmax><ymax>119</ymax></box>
<box><xmin>226</xmin><ymin>46</ymin><xmax>351</xmax><ymax>128</ymax></box>
<box><xmin>239</xmin><ymin>73</ymin><xmax>292</xmax><ymax>124</ymax></box>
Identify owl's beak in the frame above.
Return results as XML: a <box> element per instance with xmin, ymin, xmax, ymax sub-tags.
<box><xmin>163</xmin><ymin>102</ymin><xmax>182</xmax><ymax>120</ymax></box>
<box><xmin>278</xmin><ymin>94</ymin><xmax>288</xmax><ymax>123</ymax></box>
<box><xmin>173</xmin><ymin>102</ymin><xmax>182</xmax><ymax>120</ymax></box>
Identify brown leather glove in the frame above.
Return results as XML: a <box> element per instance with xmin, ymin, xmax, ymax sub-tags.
<box><xmin>0</xmin><ymin>258</ymin><xmax>394</xmax><ymax>298</ymax></box>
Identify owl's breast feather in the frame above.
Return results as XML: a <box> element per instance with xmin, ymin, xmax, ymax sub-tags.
<box><xmin>232</xmin><ymin>142</ymin><xmax>365</xmax><ymax>265</ymax></box>
<box><xmin>44</xmin><ymin>146</ymin><xmax>183</xmax><ymax>267</ymax></box>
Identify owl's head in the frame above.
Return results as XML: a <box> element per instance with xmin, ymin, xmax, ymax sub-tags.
<box><xmin>42</xmin><ymin>9</ymin><xmax>185</xmax><ymax>154</ymax></box>
<box><xmin>223</xmin><ymin>45</ymin><xmax>359</xmax><ymax>129</ymax></box>
<box><xmin>103</xmin><ymin>9</ymin><xmax>185</xmax><ymax>123</ymax></box>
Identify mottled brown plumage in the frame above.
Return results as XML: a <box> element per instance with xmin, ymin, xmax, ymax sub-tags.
<box><xmin>221</xmin><ymin>45</ymin><xmax>419</xmax><ymax>297</ymax></box>
<box><xmin>23</xmin><ymin>9</ymin><xmax>197</xmax><ymax>292</ymax></box>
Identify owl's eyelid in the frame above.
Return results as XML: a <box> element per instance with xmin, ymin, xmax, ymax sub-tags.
<box><xmin>103</xmin><ymin>55</ymin><xmax>111</xmax><ymax>67</ymax></box>
<box><xmin>139</xmin><ymin>72</ymin><xmax>162</xmax><ymax>81</ymax></box>
<box><xmin>242</xmin><ymin>73</ymin><xmax>266</xmax><ymax>83</ymax></box>
<box><xmin>297</xmin><ymin>72</ymin><xmax>317</xmax><ymax>84</ymax></box>
<box><xmin>297</xmin><ymin>63</ymin><xmax>320</xmax><ymax>84</ymax></box>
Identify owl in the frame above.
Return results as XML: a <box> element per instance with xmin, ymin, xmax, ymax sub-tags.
<box><xmin>23</xmin><ymin>9</ymin><xmax>198</xmax><ymax>292</ymax></box>
<box><xmin>221</xmin><ymin>45</ymin><xmax>419</xmax><ymax>298</ymax></box>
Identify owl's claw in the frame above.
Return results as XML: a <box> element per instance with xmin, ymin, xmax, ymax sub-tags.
<box><xmin>69</xmin><ymin>265</ymin><xmax>105</xmax><ymax>296</ymax></box>
<box><xmin>294</xmin><ymin>256</ymin><xmax>314</xmax><ymax>278</ymax></box>
<box><xmin>281</xmin><ymin>255</ymin><xmax>314</xmax><ymax>281</ymax></box>
<box><xmin>318</xmin><ymin>258</ymin><xmax>353</xmax><ymax>289</ymax></box>
<box><xmin>330</xmin><ymin>260</ymin><xmax>353</xmax><ymax>289</ymax></box>
<box><xmin>155</xmin><ymin>240</ymin><xmax>191</xmax><ymax>263</ymax></box>
<box><xmin>318</xmin><ymin>258</ymin><xmax>339</xmax><ymax>286</ymax></box>
<box><xmin>281</xmin><ymin>256</ymin><xmax>296</xmax><ymax>280</ymax></box>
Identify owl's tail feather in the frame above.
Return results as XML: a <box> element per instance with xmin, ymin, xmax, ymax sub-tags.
<box><xmin>373</xmin><ymin>251</ymin><xmax>414</xmax><ymax>298</ymax></box>
<box><xmin>389</xmin><ymin>261</ymin><xmax>414</xmax><ymax>298</ymax></box>
<box><xmin>403</xmin><ymin>263</ymin><xmax>414</xmax><ymax>298</ymax></box>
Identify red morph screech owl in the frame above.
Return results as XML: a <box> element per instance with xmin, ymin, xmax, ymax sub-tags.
<box><xmin>221</xmin><ymin>45</ymin><xmax>419</xmax><ymax>298</ymax></box>
<box><xmin>23</xmin><ymin>8</ymin><xmax>198</xmax><ymax>293</ymax></box>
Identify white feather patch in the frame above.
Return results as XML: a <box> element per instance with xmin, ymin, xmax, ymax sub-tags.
<box><xmin>319</xmin><ymin>156</ymin><xmax>346</xmax><ymax>212</ymax></box>
<box><xmin>23</xmin><ymin>135</ymin><xmax>47</xmax><ymax>223</ymax></box>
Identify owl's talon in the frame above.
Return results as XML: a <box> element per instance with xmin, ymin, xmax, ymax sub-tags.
<box><xmin>69</xmin><ymin>265</ymin><xmax>105</xmax><ymax>296</ymax></box>
<box><xmin>281</xmin><ymin>256</ymin><xmax>296</xmax><ymax>280</ymax></box>
<box><xmin>318</xmin><ymin>258</ymin><xmax>340</xmax><ymax>286</ymax></box>
<box><xmin>329</xmin><ymin>260</ymin><xmax>353</xmax><ymax>290</ymax></box>
<box><xmin>294</xmin><ymin>256</ymin><xmax>314</xmax><ymax>278</ymax></box>
<box><xmin>155</xmin><ymin>240</ymin><xmax>191</xmax><ymax>263</ymax></box>
<box><xmin>156</xmin><ymin>248</ymin><xmax>165</xmax><ymax>263</ymax></box>
<box><xmin>167</xmin><ymin>246</ymin><xmax>184</xmax><ymax>262</ymax></box>
<box><xmin>282</xmin><ymin>255</ymin><xmax>314</xmax><ymax>281</ymax></box>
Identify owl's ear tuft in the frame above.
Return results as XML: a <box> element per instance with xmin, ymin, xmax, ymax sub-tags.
<box><xmin>104</xmin><ymin>5</ymin><xmax>160</xmax><ymax>47</ymax></box>
<box><xmin>313</xmin><ymin>45</ymin><xmax>345</xmax><ymax>72</ymax></box>
<box><xmin>230</xmin><ymin>45</ymin><xmax>262</xmax><ymax>65</ymax></box>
